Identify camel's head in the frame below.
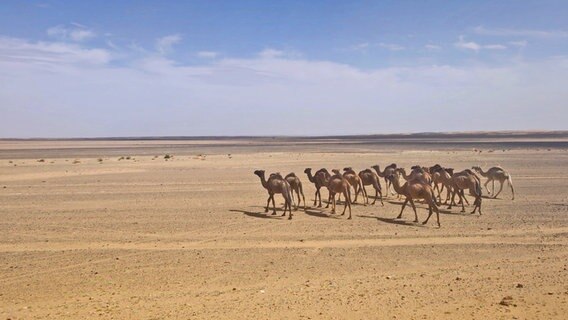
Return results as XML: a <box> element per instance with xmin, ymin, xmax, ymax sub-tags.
<box><xmin>429</xmin><ymin>164</ymin><xmax>443</xmax><ymax>173</ymax></box>
<box><xmin>371</xmin><ymin>164</ymin><xmax>380</xmax><ymax>171</ymax></box>
<box><xmin>343</xmin><ymin>167</ymin><xmax>353</xmax><ymax>172</ymax></box>
<box><xmin>331</xmin><ymin>169</ymin><xmax>341</xmax><ymax>175</ymax></box>
<box><xmin>445</xmin><ymin>168</ymin><xmax>454</xmax><ymax>175</ymax></box>
<box><xmin>253</xmin><ymin>170</ymin><xmax>265</xmax><ymax>177</ymax></box>
<box><xmin>304</xmin><ymin>168</ymin><xmax>312</xmax><ymax>174</ymax></box>
<box><xmin>411</xmin><ymin>165</ymin><xmax>421</xmax><ymax>170</ymax></box>
<box><xmin>471</xmin><ymin>166</ymin><xmax>481</xmax><ymax>172</ymax></box>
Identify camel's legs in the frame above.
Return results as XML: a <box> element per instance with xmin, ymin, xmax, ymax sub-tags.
<box><xmin>397</xmin><ymin>198</ymin><xmax>409</xmax><ymax>219</ymax></box>
<box><xmin>331</xmin><ymin>193</ymin><xmax>336</xmax><ymax>214</ymax></box>
<box><xmin>493</xmin><ymin>180</ymin><xmax>505</xmax><ymax>198</ymax></box>
<box><xmin>508</xmin><ymin>177</ymin><xmax>515</xmax><ymax>200</ymax></box>
<box><xmin>313</xmin><ymin>189</ymin><xmax>319</xmax><ymax>207</ymax></box>
<box><xmin>458</xmin><ymin>191</ymin><xmax>465</xmax><ymax>213</ymax></box>
<box><xmin>265</xmin><ymin>195</ymin><xmax>271</xmax><ymax>212</ymax></box>
<box><xmin>271</xmin><ymin>195</ymin><xmax>277</xmax><ymax>215</ymax></box>
<box><xmin>492</xmin><ymin>180</ymin><xmax>495</xmax><ymax>195</ymax></box>
<box><xmin>484</xmin><ymin>179</ymin><xmax>491</xmax><ymax>195</ymax></box>
<box><xmin>408</xmin><ymin>199</ymin><xmax>419</xmax><ymax>222</ymax></box>
<box><xmin>343</xmin><ymin>191</ymin><xmax>352</xmax><ymax>219</ymax></box>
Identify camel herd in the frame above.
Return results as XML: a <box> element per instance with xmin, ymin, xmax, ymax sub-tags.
<box><xmin>254</xmin><ymin>164</ymin><xmax>515</xmax><ymax>226</ymax></box>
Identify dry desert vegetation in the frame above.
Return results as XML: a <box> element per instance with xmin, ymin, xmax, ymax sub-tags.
<box><xmin>1</xmin><ymin>135</ymin><xmax>567</xmax><ymax>319</ymax></box>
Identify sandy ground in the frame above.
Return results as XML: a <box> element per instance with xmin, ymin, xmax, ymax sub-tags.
<box><xmin>0</xmin><ymin>138</ymin><xmax>567</xmax><ymax>319</ymax></box>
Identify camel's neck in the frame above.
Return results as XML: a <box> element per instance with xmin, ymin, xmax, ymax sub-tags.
<box><xmin>257</xmin><ymin>174</ymin><xmax>268</xmax><ymax>189</ymax></box>
<box><xmin>477</xmin><ymin>168</ymin><xmax>489</xmax><ymax>177</ymax></box>
<box><xmin>305</xmin><ymin>170</ymin><xmax>315</xmax><ymax>183</ymax></box>
<box><xmin>390</xmin><ymin>176</ymin><xmax>404</xmax><ymax>194</ymax></box>
<box><xmin>400</xmin><ymin>170</ymin><xmax>411</xmax><ymax>180</ymax></box>
<box><xmin>374</xmin><ymin>167</ymin><xmax>385</xmax><ymax>177</ymax></box>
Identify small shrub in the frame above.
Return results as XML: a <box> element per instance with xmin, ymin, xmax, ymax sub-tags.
<box><xmin>37</xmin><ymin>159</ymin><xmax>45</xmax><ymax>162</ymax></box>
<box><xmin>164</xmin><ymin>154</ymin><xmax>172</xmax><ymax>160</ymax></box>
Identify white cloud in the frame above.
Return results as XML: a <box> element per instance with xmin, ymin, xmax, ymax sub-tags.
<box><xmin>424</xmin><ymin>44</ymin><xmax>442</xmax><ymax>51</ymax></box>
<box><xmin>378</xmin><ymin>43</ymin><xmax>405</xmax><ymax>51</ymax></box>
<box><xmin>47</xmin><ymin>25</ymin><xmax>96</xmax><ymax>42</ymax></box>
<box><xmin>197</xmin><ymin>51</ymin><xmax>219</xmax><ymax>58</ymax></box>
<box><xmin>156</xmin><ymin>34</ymin><xmax>182</xmax><ymax>54</ymax></box>
<box><xmin>455</xmin><ymin>36</ymin><xmax>507</xmax><ymax>52</ymax></box>
<box><xmin>509</xmin><ymin>40</ymin><xmax>528</xmax><ymax>48</ymax></box>
<box><xmin>348</xmin><ymin>42</ymin><xmax>370</xmax><ymax>52</ymax></box>
<box><xmin>0</xmin><ymin>35</ymin><xmax>566</xmax><ymax>137</ymax></box>
<box><xmin>472</xmin><ymin>26</ymin><xmax>568</xmax><ymax>38</ymax></box>
<box><xmin>258</xmin><ymin>48</ymin><xmax>285</xmax><ymax>59</ymax></box>
<box><xmin>0</xmin><ymin>36</ymin><xmax>111</xmax><ymax>66</ymax></box>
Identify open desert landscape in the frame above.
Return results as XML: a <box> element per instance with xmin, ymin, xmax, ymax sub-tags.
<box><xmin>1</xmin><ymin>133</ymin><xmax>567</xmax><ymax>319</ymax></box>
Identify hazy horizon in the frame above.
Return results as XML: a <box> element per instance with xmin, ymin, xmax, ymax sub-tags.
<box><xmin>1</xmin><ymin>1</ymin><xmax>567</xmax><ymax>138</ymax></box>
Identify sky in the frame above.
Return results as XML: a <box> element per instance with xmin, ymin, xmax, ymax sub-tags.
<box><xmin>1</xmin><ymin>1</ymin><xmax>567</xmax><ymax>138</ymax></box>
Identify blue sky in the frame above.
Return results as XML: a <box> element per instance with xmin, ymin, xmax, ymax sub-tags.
<box><xmin>1</xmin><ymin>1</ymin><xmax>567</xmax><ymax>137</ymax></box>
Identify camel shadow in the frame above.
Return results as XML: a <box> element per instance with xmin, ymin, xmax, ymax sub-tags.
<box><xmin>251</xmin><ymin>205</ymin><xmax>287</xmax><ymax>212</ymax></box>
<box><xmin>229</xmin><ymin>209</ymin><xmax>282</xmax><ymax>219</ymax></box>
<box><xmin>304</xmin><ymin>209</ymin><xmax>340</xmax><ymax>219</ymax></box>
<box><xmin>358</xmin><ymin>215</ymin><xmax>426</xmax><ymax>227</ymax></box>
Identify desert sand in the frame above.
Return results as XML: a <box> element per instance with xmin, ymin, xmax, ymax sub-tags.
<box><xmin>1</xmin><ymin>135</ymin><xmax>567</xmax><ymax>319</ymax></box>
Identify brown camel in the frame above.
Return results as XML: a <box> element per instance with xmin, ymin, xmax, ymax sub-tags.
<box><xmin>254</xmin><ymin>170</ymin><xmax>293</xmax><ymax>219</ymax></box>
<box><xmin>323</xmin><ymin>172</ymin><xmax>352</xmax><ymax>219</ymax></box>
<box><xmin>304</xmin><ymin>168</ymin><xmax>330</xmax><ymax>207</ymax></box>
<box><xmin>358</xmin><ymin>169</ymin><xmax>384</xmax><ymax>205</ymax></box>
<box><xmin>285</xmin><ymin>172</ymin><xmax>306</xmax><ymax>210</ymax></box>
<box><xmin>472</xmin><ymin>166</ymin><xmax>515</xmax><ymax>200</ymax></box>
<box><xmin>387</xmin><ymin>174</ymin><xmax>440</xmax><ymax>227</ymax></box>
<box><xmin>430</xmin><ymin>167</ymin><xmax>454</xmax><ymax>205</ymax></box>
<box><xmin>371</xmin><ymin>163</ymin><xmax>397</xmax><ymax>196</ymax></box>
<box><xmin>396</xmin><ymin>167</ymin><xmax>433</xmax><ymax>185</ymax></box>
<box><xmin>448</xmin><ymin>170</ymin><xmax>482</xmax><ymax>214</ymax></box>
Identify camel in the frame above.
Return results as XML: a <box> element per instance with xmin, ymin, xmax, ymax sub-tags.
<box><xmin>358</xmin><ymin>169</ymin><xmax>384</xmax><ymax>205</ymax></box>
<box><xmin>472</xmin><ymin>166</ymin><xmax>515</xmax><ymax>200</ymax></box>
<box><xmin>304</xmin><ymin>168</ymin><xmax>330</xmax><ymax>207</ymax></box>
<box><xmin>329</xmin><ymin>167</ymin><xmax>364</xmax><ymax>204</ymax></box>
<box><xmin>371</xmin><ymin>164</ymin><xmax>397</xmax><ymax>196</ymax></box>
<box><xmin>254</xmin><ymin>170</ymin><xmax>293</xmax><ymax>219</ymax></box>
<box><xmin>430</xmin><ymin>167</ymin><xmax>454</xmax><ymax>205</ymax></box>
<box><xmin>386</xmin><ymin>174</ymin><xmax>441</xmax><ymax>227</ymax></box>
<box><xmin>323</xmin><ymin>172</ymin><xmax>352</xmax><ymax>219</ymax></box>
<box><xmin>448</xmin><ymin>170</ymin><xmax>482</xmax><ymax>214</ymax></box>
<box><xmin>285</xmin><ymin>172</ymin><xmax>306</xmax><ymax>210</ymax></box>
<box><xmin>396</xmin><ymin>167</ymin><xmax>432</xmax><ymax>185</ymax></box>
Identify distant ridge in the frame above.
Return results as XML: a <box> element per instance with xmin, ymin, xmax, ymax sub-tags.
<box><xmin>1</xmin><ymin>130</ymin><xmax>567</xmax><ymax>141</ymax></box>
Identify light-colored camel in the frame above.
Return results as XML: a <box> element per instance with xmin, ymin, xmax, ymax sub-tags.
<box><xmin>472</xmin><ymin>166</ymin><xmax>515</xmax><ymax>200</ymax></box>
<box><xmin>358</xmin><ymin>169</ymin><xmax>384</xmax><ymax>205</ymax></box>
<box><xmin>285</xmin><ymin>172</ymin><xmax>306</xmax><ymax>210</ymax></box>
<box><xmin>387</xmin><ymin>174</ymin><xmax>441</xmax><ymax>227</ymax></box>
<box><xmin>448</xmin><ymin>170</ymin><xmax>482</xmax><ymax>214</ymax></box>
<box><xmin>304</xmin><ymin>168</ymin><xmax>330</xmax><ymax>207</ymax></box>
<box><xmin>323</xmin><ymin>172</ymin><xmax>352</xmax><ymax>219</ymax></box>
<box><xmin>372</xmin><ymin>164</ymin><xmax>397</xmax><ymax>196</ymax></box>
<box><xmin>254</xmin><ymin>170</ymin><xmax>293</xmax><ymax>219</ymax></box>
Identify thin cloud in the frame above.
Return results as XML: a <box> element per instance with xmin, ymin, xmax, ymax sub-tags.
<box><xmin>258</xmin><ymin>48</ymin><xmax>284</xmax><ymax>59</ymax></box>
<box><xmin>197</xmin><ymin>51</ymin><xmax>219</xmax><ymax>58</ymax></box>
<box><xmin>455</xmin><ymin>36</ymin><xmax>507</xmax><ymax>52</ymax></box>
<box><xmin>472</xmin><ymin>26</ymin><xmax>568</xmax><ymax>38</ymax></box>
<box><xmin>47</xmin><ymin>25</ymin><xmax>96</xmax><ymax>42</ymax></box>
<box><xmin>425</xmin><ymin>44</ymin><xmax>442</xmax><ymax>51</ymax></box>
<box><xmin>378</xmin><ymin>42</ymin><xmax>405</xmax><ymax>51</ymax></box>
<box><xmin>156</xmin><ymin>34</ymin><xmax>182</xmax><ymax>54</ymax></box>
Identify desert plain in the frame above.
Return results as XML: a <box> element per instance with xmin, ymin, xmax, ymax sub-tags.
<box><xmin>0</xmin><ymin>134</ymin><xmax>567</xmax><ymax>319</ymax></box>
